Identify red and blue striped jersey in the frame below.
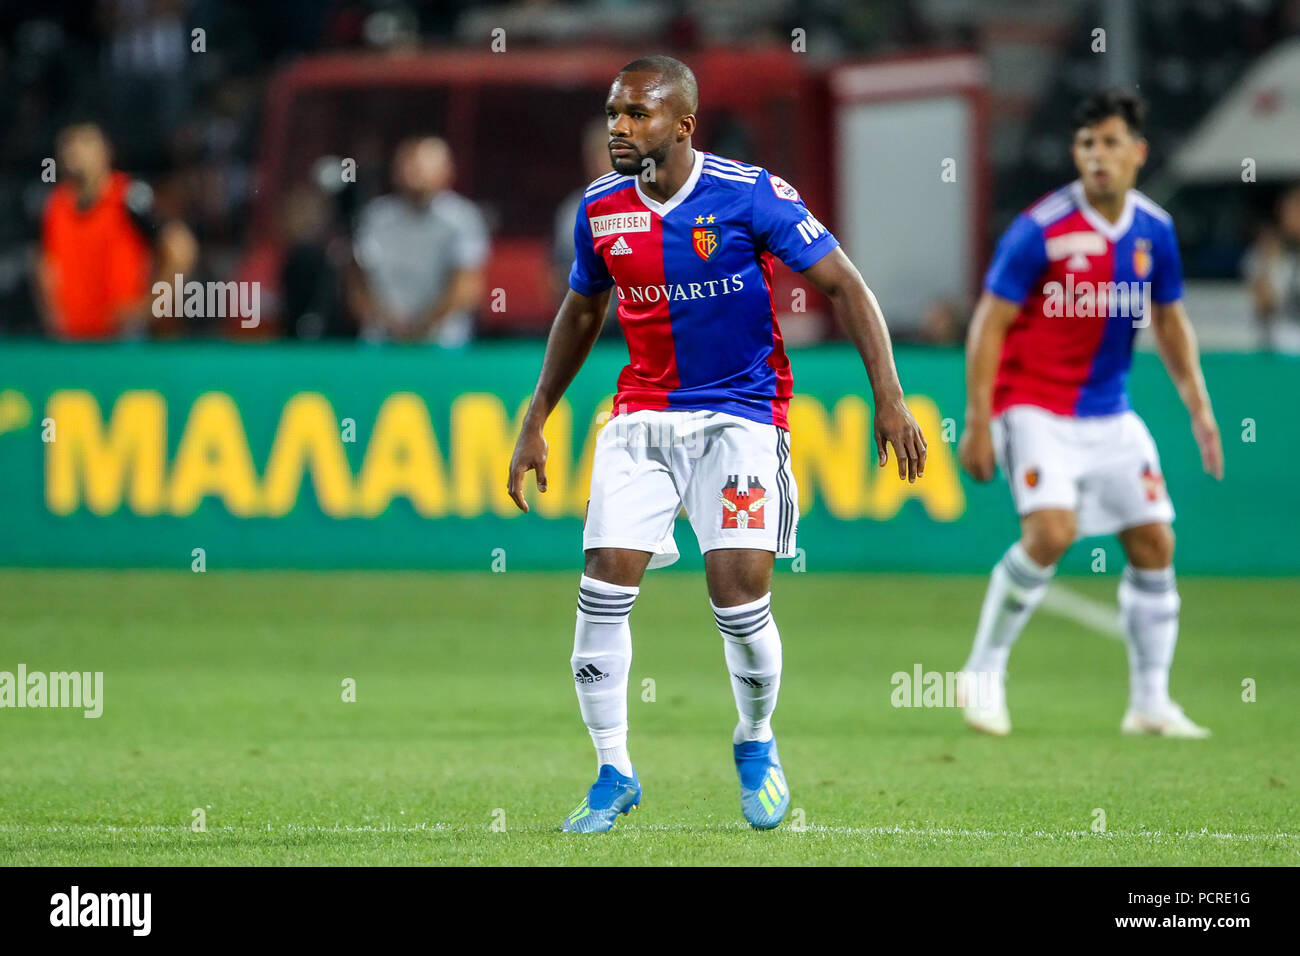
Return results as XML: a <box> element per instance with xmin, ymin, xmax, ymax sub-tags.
<box><xmin>985</xmin><ymin>180</ymin><xmax>1184</xmax><ymax>417</ymax></box>
<box><xmin>569</xmin><ymin>149</ymin><xmax>839</xmax><ymax>429</ymax></box>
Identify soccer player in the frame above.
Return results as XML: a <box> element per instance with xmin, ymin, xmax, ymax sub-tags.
<box><xmin>507</xmin><ymin>55</ymin><xmax>926</xmax><ymax>832</ymax></box>
<box><xmin>956</xmin><ymin>91</ymin><xmax>1224</xmax><ymax>738</ymax></box>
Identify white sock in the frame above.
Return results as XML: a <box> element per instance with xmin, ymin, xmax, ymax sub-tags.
<box><xmin>964</xmin><ymin>542</ymin><xmax>1054</xmax><ymax>678</ymax></box>
<box><xmin>1119</xmin><ymin>565</ymin><xmax>1179</xmax><ymax>713</ymax></box>
<box><xmin>712</xmin><ymin>593</ymin><xmax>782</xmax><ymax>744</ymax></box>
<box><xmin>572</xmin><ymin>574</ymin><xmax>638</xmax><ymax>776</ymax></box>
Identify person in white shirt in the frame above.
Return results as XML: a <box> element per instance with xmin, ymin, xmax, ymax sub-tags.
<box><xmin>347</xmin><ymin>136</ymin><xmax>489</xmax><ymax>347</ymax></box>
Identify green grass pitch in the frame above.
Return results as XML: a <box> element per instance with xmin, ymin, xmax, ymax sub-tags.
<box><xmin>0</xmin><ymin>569</ymin><xmax>1295</xmax><ymax>866</ymax></box>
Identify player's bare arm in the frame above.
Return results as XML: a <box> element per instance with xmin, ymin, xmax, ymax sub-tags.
<box><xmin>1151</xmin><ymin>299</ymin><xmax>1223</xmax><ymax>480</ymax></box>
<box><xmin>958</xmin><ymin>291</ymin><xmax>1021</xmax><ymax>482</ymax></box>
<box><xmin>802</xmin><ymin>247</ymin><xmax>927</xmax><ymax>482</ymax></box>
<box><xmin>507</xmin><ymin>286</ymin><xmax>614</xmax><ymax>511</ymax></box>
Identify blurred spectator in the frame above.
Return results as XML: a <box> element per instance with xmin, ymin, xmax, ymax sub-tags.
<box><xmin>1244</xmin><ymin>184</ymin><xmax>1300</xmax><ymax>353</ymax></box>
<box><xmin>895</xmin><ymin>298</ymin><xmax>965</xmax><ymax>347</ymax></box>
<box><xmin>101</xmin><ymin>0</ymin><xmax>192</xmax><ymax>162</ymax></box>
<box><xmin>346</xmin><ymin>136</ymin><xmax>488</xmax><ymax>346</ymax></box>
<box><xmin>917</xmin><ymin>299</ymin><xmax>965</xmax><ymax>347</ymax></box>
<box><xmin>280</xmin><ymin>182</ymin><xmax>350</xmax><ymax>340</ymax></box>
<box><xmin>35</xmin><ymin>122</ymin><xmax>195</xmax><ymax>340</ymax></box>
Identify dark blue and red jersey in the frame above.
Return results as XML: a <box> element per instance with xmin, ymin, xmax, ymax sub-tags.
<box><xmin>984</xmin><ymin>180</ymin><xmax>1184</xmax><ymax>417</ymax></box>
<box><xmin>569</xmin><ymin>149</ymin><xmax>839</xmax><ymax>429</ymax></box>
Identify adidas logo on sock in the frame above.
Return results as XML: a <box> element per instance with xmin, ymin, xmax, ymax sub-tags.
<box><xmin>574</xmin><ymin>664</ymin><xmax>609</xmax><ymax>684</ymax></box>
<box><xmin>733</xmin><ymin>674</ymin><xmax>770</xmax><ymax>688</ymax></box>
<box><xmin>610</xmin><ymin>235</ymin><xmax>633</xmax><ymax>255</ymax></box>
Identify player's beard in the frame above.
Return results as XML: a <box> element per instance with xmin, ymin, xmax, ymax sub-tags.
<box><xmin>610</xmin><ymin>139</ymin><xmax>671</xmax><ymax>178</ymax></box>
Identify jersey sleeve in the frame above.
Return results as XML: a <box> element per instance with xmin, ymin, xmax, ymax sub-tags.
<box><xmin>983</xmin><ymin>214</ymin><xmax>1047</xmax><ymax>304</ymax></box>
<box><xmin>568</xmin><ymin>203</ymin><xmax>614</xmax><ymax>295</ymax></box>
<box><xmin>1151</xmin><ymin>217</ymin><xmax>1184</xmax><ymax>304</ymax></box>
<box><xmin>751</xmin><ymin>172</ymin><xmax>839</xmax><ymax>272</ymax></box>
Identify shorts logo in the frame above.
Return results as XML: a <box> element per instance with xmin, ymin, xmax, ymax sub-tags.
<box><xmin>692</xmin><ymin>227</ymin><xmax>719</xmax><ymax>261</ymax></box>
<box><xmin>1141</xmin><ymin>463</ymin><xmax>1165</xmax><ymax>501</ymax></box>
<box><xmin>1133</xmin><ymin>238</ymin><xmax>1153</xmax><ymax>280</ymax></box>
<box><xmin>719</xmin><ymin>475</ymin><xmax>769</xmax><ymax>530</ymax></box>
<box><xmin>1024</xmin><ymin>468</ymin><xmax>1040</xmax><ymax>488</ymax></box>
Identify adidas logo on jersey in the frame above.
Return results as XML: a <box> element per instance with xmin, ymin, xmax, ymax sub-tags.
<box><xmin>610</xmin><ymin>236</ymin><xmax>633</xmax><ymax>255</ymax></box>
<box><xmin>575</xmin><ymin>664</ymin><xmax>609</xmax><ymax>684</ymax></box>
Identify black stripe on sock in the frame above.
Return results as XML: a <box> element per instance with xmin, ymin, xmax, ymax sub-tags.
<box><xmin>717</xmin><ymin>613</ymin><xmax>771</xmax><ymax>638</ymax></box>
<box><xmin>1123</xmin><ymin>566</ymin><xmax>1174</xmax><ymax>593</ymax></box>
<box><xmin>714</xmin><ymin>602</ymin><xmax>771</xmax><ymax>625</ymax></box>
<box><xmin>577</xmin><ymin>603</ymin><xmax>632</xmax><ymax>619</ymax></box>
<box><xmin>1002</xmin><ymin>552</ymin><xmax>1045</xmax><ymax>590</ymax></box>
<box><xmin>577</xmin><ymin>586</ymin><xmax>636</xmax><ymax>605</ymax></box>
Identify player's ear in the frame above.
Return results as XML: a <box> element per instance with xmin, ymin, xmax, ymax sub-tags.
<box><xmin>678</xmin><ymin>113</ymin><xmax>696</xmax><ymax>140</ymax></box>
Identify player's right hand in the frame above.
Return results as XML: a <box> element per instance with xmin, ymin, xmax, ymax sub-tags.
<box><xmin>507</xmin><ymin>427</ymin><xmax>548</xmax><ymax>513</ymax></box>
<box><xmin>958</xmin><ymin>421</ymin><xmax>996</xmax><ymax>482</ymax></box>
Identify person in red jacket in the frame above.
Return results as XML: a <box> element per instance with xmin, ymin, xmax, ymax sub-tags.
<box><xmin>35</xmin><ymin>122</ymin><xmax>195</xmax><ymax>340</ymax></box>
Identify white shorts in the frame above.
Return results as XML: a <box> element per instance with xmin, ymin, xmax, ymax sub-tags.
<box><xmin>992</xmin><ymin>404</ymin><xmax>1175</xmax><ymax>539</ymax></box>
<box><xmin>583</xmin><ymin>409</ymin><xmax>799</xmax><ymax>568</ymax></box>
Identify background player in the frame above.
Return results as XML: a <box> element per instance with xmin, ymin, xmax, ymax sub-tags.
<box><xmin>507</xmin><ymin>55</ymin><xmax>926</xmax><ymax>832</ymax></box>
<box><xmin>957</xmin><ymin>91</ymin><xmax>1224</xmax><ymax>738</ymax></box>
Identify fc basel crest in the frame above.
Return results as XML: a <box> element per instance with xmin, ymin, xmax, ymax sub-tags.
<box><xmin>692</xmin><ymin>227</ymin><xmax>719</xmax><ymax>261</ymax></box>
<box><xmin>719</xmin><ymin>475</ymin><xmax>769</xmax><ymax>530</ymax></box>
<box><xmin>1133</xmin><ymin>238</ymin><xmax>1153</xmax><ymax>280</ymax></box>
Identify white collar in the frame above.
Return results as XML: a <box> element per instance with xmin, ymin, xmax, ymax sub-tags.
<box><xmin>1069</xmin><ymin>180</ymin><xmax>1134</xmax><ymax>241</ymax></box>
<box><xmin>635</xmin><ymin>148</ymin><xmax>703</xmax><ymax>217</ymax></box>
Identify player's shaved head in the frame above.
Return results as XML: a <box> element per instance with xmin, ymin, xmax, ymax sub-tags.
<box><xmin>617</xmin><ymin>55</ymin><xmax>698</xmax><ymax>116</ymax></box>
<box><xmin>604</xmin><ymin>56</ymin><xmax>698</xmax><ymax>180</ymax></box>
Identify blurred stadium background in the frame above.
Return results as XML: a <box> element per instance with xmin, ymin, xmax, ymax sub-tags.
<box><xmin>0</xmin><ymin>0</ymin><xmax>1296</xmax><ymax>573</ymax></box>
<box><xmin>0</xmin><ymin>0</ymin><xmax>1297</xmax><ymax>866</ymax></box>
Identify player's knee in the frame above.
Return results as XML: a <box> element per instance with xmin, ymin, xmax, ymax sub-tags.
<box><xmin>705</xmin><ymin>551</ymin><xmax>773</xmax><ymax>607</ymax></box>
<box><xmin>1127</xmin><ymin>524</ymin><xmax>1175</xmax><ymax>568</ymax></box>
<box><xmin>1022</xmin><ymin>518</ymin><xmax>1074</xmax><ymax>565</ymax></box>
<box><xmin>710</xmin><ymin>580</ymin><xmax>768</xmax><ymax>608</ymax></box>
<box><xmin>582</xmin><ymin>549</ymin><xmax>646</xmax><ymax>588</ymax></box>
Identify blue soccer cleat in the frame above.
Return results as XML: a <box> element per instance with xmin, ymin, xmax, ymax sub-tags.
<box><xmin>560</xmin><ymin>764</ymin><xmax>641</xmax><ymax>833</ymax></box>
<box><xmin>734</xmin><ymin>737</ymin><xmax>790</xmax><ymax>830</ymax></box>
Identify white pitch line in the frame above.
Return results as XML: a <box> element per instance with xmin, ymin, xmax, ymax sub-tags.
<box><xmin>1040</xmin><ymin>582</ymin><xmax>1123</xmax><ymax>639</ymax></box>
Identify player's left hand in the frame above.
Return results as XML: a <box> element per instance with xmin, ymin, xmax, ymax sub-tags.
<box><xmin>874</xmin><ymin>395</ymin><xmax>927</xmax><ymax>483</ymax></box>
<box><xmin>1191</xmin><ymin>408</ymin><xmax>1223</xmax><ymax>480</ymax></box>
